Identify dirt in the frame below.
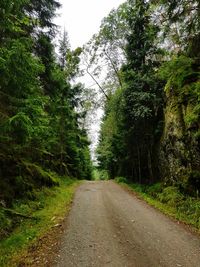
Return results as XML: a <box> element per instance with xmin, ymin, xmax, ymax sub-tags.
<box><xmin>53</xmin><ymin>181</ymin><xmax>200</xmax><ymax>267</ymax></box>
<box><xmin>17</xmin><ymin>220</ymin><xmax>65</xmax><ymax>267</ymax></box>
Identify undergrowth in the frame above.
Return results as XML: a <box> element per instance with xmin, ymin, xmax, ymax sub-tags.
<box><xmin>115</xmin><ymin>178</ymin><xmax>200</xmax><ymax>232</ymax></box>
<box><xmin>0</xmin><ymin>178</ymin><xmax>80</xmax><ymax>267</ymax></box>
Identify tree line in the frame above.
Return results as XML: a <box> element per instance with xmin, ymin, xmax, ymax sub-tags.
<box><xmin>0</xmin><ymin>0</ymin><xmax>92</xmax><ymax>204</ymax></box>
<box><xmin>95</xmin><ymin>0</ymin><xmax>200</xmax><ymax>195</ymax></box>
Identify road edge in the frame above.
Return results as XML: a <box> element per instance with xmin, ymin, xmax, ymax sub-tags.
<box><xmin>115</xmin><ymin>180</ymin><xmax>200</xmax><ymax>237</ymax></box>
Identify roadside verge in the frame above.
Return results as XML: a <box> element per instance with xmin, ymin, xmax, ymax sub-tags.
<box><xmin>0</xmin><ymin>179</ymin><xmax>81</xmax><ymax>267</ymax></box>
<box><xmin>115</xmin><ymin>178</ymin><xmax>200</xmax><ymax>235</ymax></box>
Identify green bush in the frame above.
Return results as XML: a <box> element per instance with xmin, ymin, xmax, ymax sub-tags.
<box><xmin>158</xmin><ymin>186</ymin><xmax>184</xmax><ymax>206</ymax></box>
<box><xmin>177</xmin><ymin>198</ymin><xmax>200</xmax><ymax>227</ymax></box>
<box><xmin>115</xmin><ymin>177</ymin><xmax>128</xmax><ymax>183</ymax></box>
<box><xmin>99</xmin><ymin>170</ymin><xmax>109</xmax><ymax>180</ymax></box>
<box><xmin>146</xmin><ymin>183</ymin><xmax>163</xmax><ymax>198</ymax></box>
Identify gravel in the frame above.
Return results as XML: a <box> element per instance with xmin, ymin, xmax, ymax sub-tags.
<box><xmin>56</xmin><ymin>181</ymin><xmax>200</xmax><ymax>267</ymax></box>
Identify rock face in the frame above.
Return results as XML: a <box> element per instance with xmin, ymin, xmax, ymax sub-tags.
<box><xmin>159</xmin><ymin>84</ymin><xmax>200</xmax><ymax>193</ymax></box>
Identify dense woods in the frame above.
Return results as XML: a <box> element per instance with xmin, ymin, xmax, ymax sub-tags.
<box><xmin>95</xmin><ymin>0</ymin><xmax>200</xmax><ymax>196</ymax></box>
<box><xmin>1</xmin><ymin>0</ymin><xmax>200</xmax><ymax>229</ymax></box>
<box><xmin>0</xmin><ymin>0</ymin><xmax>92</xmax><ymax>206</ymax></box>
<box><xmin>0</xmin><ymin>0</ymin><xmax>200</xmax><ymax>263</ymax></box>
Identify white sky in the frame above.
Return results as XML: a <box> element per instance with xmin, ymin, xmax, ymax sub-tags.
<box><xmin>55</xmin><ymin>0</ymin><xmax>126</xmax><ymax>48</ymax></box>
<box><xmin>55</xmin><ymin>0</ymin><xmax>126</xmax><ymax>160</ymax></box>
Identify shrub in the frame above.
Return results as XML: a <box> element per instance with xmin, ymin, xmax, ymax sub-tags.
<box><xmin>99</xmin><ymin>170</ymin><xmax>109</xmax><ymax>180</ymax></box>
<box><xmin>115</xmin><ymin>177</ymin><xmax>128</xmax><ymax>183</ymax></box>
<box><xmin>146</xmin><ymin>183</ymin><xmax>163</xmax><ymax>198</ymax></box>
<box><xmin>158</xmin><ymin>186</ymin><xmax>184</xmax><ymax>206</ymax></box>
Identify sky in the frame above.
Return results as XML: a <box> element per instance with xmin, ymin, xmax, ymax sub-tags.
<box><xmin>55</xmin><ymin>0</ymin><xmax>126</xmax><ymax>49</ymax></box>
<box><xmin>55</xmin><ymin>0</ymin><xmax>126</xmax><ymax>160</ymax></box>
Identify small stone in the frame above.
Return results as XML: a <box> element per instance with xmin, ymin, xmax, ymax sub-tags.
<box><xmin>54</xmin><ymin>224</ymin><xmax>62</xmax><ymax>227</ymax></box>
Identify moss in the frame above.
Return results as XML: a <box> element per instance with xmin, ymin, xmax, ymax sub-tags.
<box><xmin>159</xmin><ymin>56</ymin><xmax>200</xmax><ymax>192</ymax></box>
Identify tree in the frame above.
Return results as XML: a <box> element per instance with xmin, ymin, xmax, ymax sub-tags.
<box><xmin>81</xmin><ymin>2</ymin><xmax>133</xmax><ymax>104</ymax></box>
<box><xmin>152</xmin><ymin>0</ymin><xmax>200</xmax><ymax>57</ymax></box>
<box><xmin>59</xmin><ymin>29</ymin><xmax>70</xmax><ymax>69</ymax></box>
<box><xmin>0</xmin><ymin>0</ymin><xmax>92</xmax><ymax>204</ymax></box>
<box><xmin>97</xmin><ymin>0</ymin><xmax>164</xmax><ymax>182</ymax></box>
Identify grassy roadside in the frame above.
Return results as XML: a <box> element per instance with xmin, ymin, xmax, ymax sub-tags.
<box><xmin>0</xmin><ymin>178</ymin><xmax>81</xmax><ymax>267</ymax></box>
<box><xmin>115</xmin><ymin>177</ymin><xmax>200</xmax><ymax>233</ymax></box>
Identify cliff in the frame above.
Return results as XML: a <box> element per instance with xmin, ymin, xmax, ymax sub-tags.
<box><xmin>159</xmin><ymin>56</ymin><xmax>200</xmax><ymax>194</ymax></box>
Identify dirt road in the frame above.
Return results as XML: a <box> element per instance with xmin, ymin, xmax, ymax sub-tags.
<box><xmin>55</xmin><ymin>181</ymin><xmax>200</xmax><ymax>267</ymax></box>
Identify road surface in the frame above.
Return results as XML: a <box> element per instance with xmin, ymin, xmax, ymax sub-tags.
<box><xmin>56</xmin><ymin>181</ymin><xmax>200</xmax><ymax>267</ymax></box>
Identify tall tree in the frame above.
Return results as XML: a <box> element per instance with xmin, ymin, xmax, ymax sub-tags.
<box><xmin>0</xmin><ymin>0</ymin><xmax>92</xmax><ymax>204</ymax></box>
<box><xmin>97</xmin><ymin>0</ymin><xmax>164</xmax><ymax>182</ymax></box>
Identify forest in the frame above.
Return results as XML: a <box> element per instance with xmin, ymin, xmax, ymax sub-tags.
<box><xmin>0</xmin><ymin>0</ymin><xmax>200</xmax><ymax>263</ymax></box>
<box><xmin>95</xmin><ymin>0</ymin><xmax>200</xmax><ymax>197</ymax></box>
<box><xmin>0</xmin><ymin>0</ymin><xmax>94</xmax><ymax>245</ymax></box>
<box><xmin>0</xmin><ymin>0</ymin><xmax>93</xmax><ymax>204</ymax></box>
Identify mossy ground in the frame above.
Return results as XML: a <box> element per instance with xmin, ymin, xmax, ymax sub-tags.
<box><xmin>0</xmin><ymin>178</ymin><xmax>81</xmax><ymax>267</ymax></box>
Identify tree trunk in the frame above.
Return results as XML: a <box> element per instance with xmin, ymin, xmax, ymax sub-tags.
<box><xmin>137</xmin><ymin>145</ymin><xmax>142</xmax><ymax>184</ymax></box>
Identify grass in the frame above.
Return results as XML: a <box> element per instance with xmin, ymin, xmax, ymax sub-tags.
<box><xmin>115</xmin><ymin>178</ymin><xmax>200</xmax><ymax>233</ymax></box>
<box><xmin>0</xmin><ymin>178</ymin><xmax>81</xmax><ymax>267</ymax></box>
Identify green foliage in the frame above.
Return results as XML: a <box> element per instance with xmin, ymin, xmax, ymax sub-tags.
<box><xmin>0</xmin><ymin>179</ymin><xmax>80</xmax><ymax>267</ymax></box>
<box><xmin>97</xmin><ymin>0</ymin><xmax>199</xmax><ymax>189</ymax></box>
<box><xmin>144</xmin><ymin>183</ymin><xmax>163</xmax><ymax>198</ymax></box>
<box><xmin>92</xmin><ymin>168</ymin><xmax>101</xmax><ymax>181</ymax></box>
<box><xmin>157</xmin><ymin>186</ymin><xmax>184</xmax><ymax>206</ymax></box>
<box><xmin>157</xmin><ymin>53</ymin><xmax>199</xmax><ymax>190</ymax></box>
<box><xmin>97</xmin><ymin>87</ymin><xmax>125</xmax><ymax>178</ymax></box>
<box><xmin>117</xmin><ymin>181</ymin><xmax>200</xmax><ymax>230</ymax></box>
<box><xmin>0</xmin><ymin>209</ymin><xmax>12</xmax><ymax>238</ymax></box>
<box><xmin>158</xmin><ymin>56</ymin><xmax>197</xmax><ymax>93</ymax></box>
<box><xmin>115</xmin><ymin>177</ymin><xmax>128</xmax><ymax>184</ymax></box>
<box><xmin>98</xmin><ymin>170</ymin><xmax>109</xmax><ymax>181</ymax></box>
<box><xmin>153</xmin><ymin>0</ymin><xmax>200</xmax><ymax>57</ymax></box>
<box><xmin>0</xmin><ymin>0</ymin><xmax>92</xmax><ymax>207</ymax></box>
<box><xmin>97</xmin><ymin>0</ymin><xmax>164</xmax><ymax>182</ymax></box>
<box><xmin>22</xmin><ymin>162</ymin><xmax>59</xmax><ymax>186</ymax></box>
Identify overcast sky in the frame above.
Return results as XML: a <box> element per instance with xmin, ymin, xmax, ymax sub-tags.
<box><xmin>55</xmin><ymin>0</ymin><xmax>126</xmax><ymax>48</ymax></box>
<box><xmin>55</xmin><ymin>0</ymin><xmax>126</xmax><ymax>160</ymax></box>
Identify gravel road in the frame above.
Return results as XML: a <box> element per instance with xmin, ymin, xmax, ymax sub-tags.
<box><xmin>56</xmin><ymin>181</ymin><xmax>200</xmax><ymax>267</ymax></box>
